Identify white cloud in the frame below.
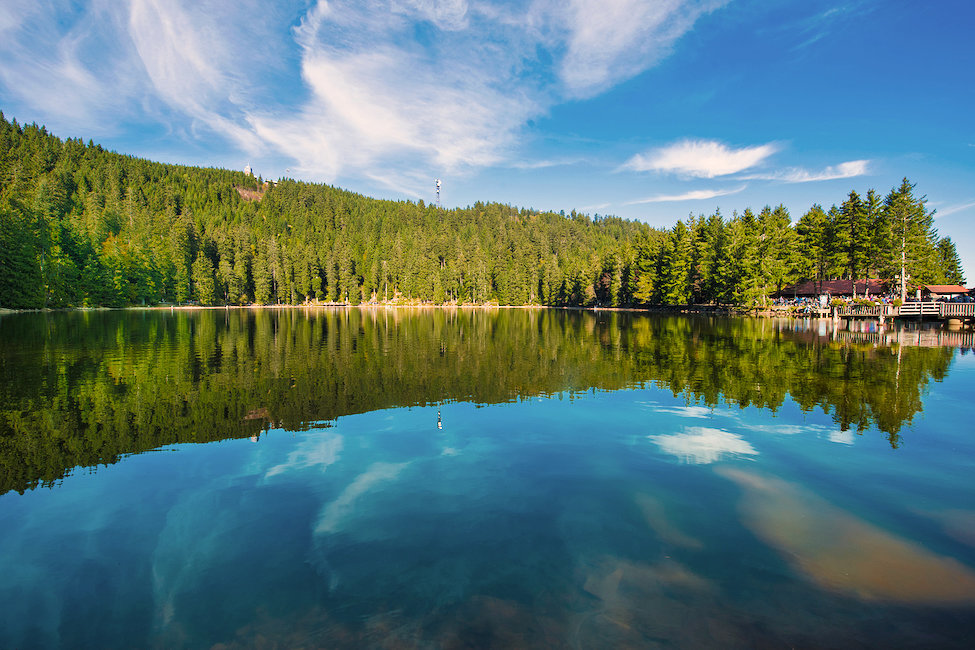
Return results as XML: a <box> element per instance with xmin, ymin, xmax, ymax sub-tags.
<box><xmin>0</xmin><ymin>2</ymin><xmax>36</xmax><ymax>36</ymax></box>
<box><xmin>935</xmin><ymin>200</ymin><xmax>975</xmax><ymax>218</ymax></box>
<box><xmin>650</xmin><ymin>426</ymin><xmax>758</xmax><ymax>464</ymax></box>
<box><xmin>508</xmin><ymin>157</ymin><xmax>586</xmax><ymax>170</ymax></box>
<box><xmin>829</xmin><ymin>429</ymin><xmax>855</xmax><ymax>445</ymax></box>
<box><xmin>625</xmin><ymin>184</ymin><xmax>746</xmax><ymax>204</ymax></box>
<box><xmin>744</xmin><ymin>159</ymin><xmax>870</xmax><ymax>183</ymax></box>
<box><xmin>392</xmin><ymin>0</ymin><xmax>471</xmax><ymax>31</ymax></box>
<box><xmin>314</xmin><ymin>461</ymin><xmax>410</xmax><ymax>534</ymax></box>
<box><xmin>127</xmin><ymin>0</ymin><xmax>265</xmax><ymax>152</ymax></box>
<box><xmin>552</xmin><ymin>0</ymin><xmax>731</xmax><ymax>98</ymax></box>
<box><xmin>0</xmin><ymin>0</ymin><xmax>731</xmax><ymax>187</ymax></box>
<box><xmin>0</xmin><ymin>1</ymin><xmax>140</xmax><ymax>133</ymax></box>
<box><xmin>787</xmin><ymin>4</ymin><xmax>872</xmax><ymax>52</ymax></box>
<box><xmin>622</xmin><ymin>140</ymin><xmax>780</xmax><ymax>177</ymax></box>
<box><xmin>265</xmin><ymin>433</ymin><xmax>344</xmax><ymax>478</ymax></box>
<box><xmin>248</xmin><ymin>0</ymin><xmax>543</xmax><ymax>186</ymax></box>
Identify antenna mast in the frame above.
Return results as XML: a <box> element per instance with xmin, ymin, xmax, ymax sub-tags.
<box><xmin>436</xmin><ymin>179</ymin><xmax>442</xmax><ymax>209</ymax></box>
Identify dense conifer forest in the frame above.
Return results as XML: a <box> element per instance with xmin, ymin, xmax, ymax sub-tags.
<box><xmin>0</xmin><ymin>114</ymin><xmax>965</xmax><ymax>309</ymax></box>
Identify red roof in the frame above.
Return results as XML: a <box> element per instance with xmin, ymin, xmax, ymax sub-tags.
<box><xmin>922</xmin><ymin>284</ymin><xmax>968</xmax><ymax>294</ymax></box>
<box><xmin>774</xmin><ymin>279</ymin><xmax>889</xmax><ymax>297</ymax></box>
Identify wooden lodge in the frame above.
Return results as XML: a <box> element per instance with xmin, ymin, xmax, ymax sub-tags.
<box><xmin>920</xmin><ymin>284</ymin><xmax>970</xmax><ymax>300</ymax></box>
<box><xmin>773</xmin><ymin>278</ymin><xmax>889</xmax><ymax>300</ymax></box>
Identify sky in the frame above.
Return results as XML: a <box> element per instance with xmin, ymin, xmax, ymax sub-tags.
<box><xmin>2</xmin><ymin>0</ymin><xmax>974</xmax><ymax>279</ymax></box>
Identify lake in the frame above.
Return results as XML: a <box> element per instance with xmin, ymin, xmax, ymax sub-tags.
<box><xmin>1</xmin><ymin>308</ymin><xmax>974</xmax><ymax>648</ymax></box>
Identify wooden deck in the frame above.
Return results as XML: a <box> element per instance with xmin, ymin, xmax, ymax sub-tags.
<box><xmin>838</xmin><ymin>302</ymin><xmax>975</xmax><ymax>320</ymax></box>
<box><xmin>835</xmin><ymin>327</ymin><xmax>975</xmax><ymax>348</ymax></box>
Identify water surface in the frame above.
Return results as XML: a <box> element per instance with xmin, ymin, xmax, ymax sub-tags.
<box><xmin>1</xmin><ymin>309</ymin><xmax>973</xmax><ymax>648</ymax></box>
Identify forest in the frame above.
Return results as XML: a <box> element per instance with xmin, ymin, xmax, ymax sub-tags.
<box><xmin>0</xmin><ymin>113</ymin><xmax>965</xmax><ymax>309</ymax></box>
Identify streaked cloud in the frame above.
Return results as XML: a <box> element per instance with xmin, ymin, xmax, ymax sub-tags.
<box><xmin>265</xmin><ymin>432</ymin><xmax>343</xmax><ymax>478</ymax></box>
<box><xmin>650</xmin><ymin>426</ymin><xmax>758</xmax><ymax>464</ymax></box>
<box><xmin>639</xmin><ymin>402</ymin><xmax>738</xmax><ymax>418</ymax></box>
<box><xmin>789</xmin><ymin>4</ymin><xmax>874</xmax><ymax>51</ymax></box>
<box><xmin>744</xmin><ymin>421</ymin><xmax>853</xmax><ymax>444</ymax></box>
<box><xmin>625</xmin><ymin>185</ymin><xmax>746</xmax><ymax>205</ymax></box>
<box><xmin>551</xmin><ymin>0</ymin><xmax>731</xmax><ymax>98</ymax></box>
<box><xmin>0</xmin><ymin>2</ymin><xmax>140</xmax><ymax>133</ymax></box>
<box><xmin>127</xmin><ymin>0</ymin><xmax>260</xmax><ymax>151</ymax></box>
<box><xmin>508</xmin><ymin>157</ymin><xmax>587</xmax><ymax>170</ymax></box>
<box><xmin>744</xmin><ymin>159</ymin><xmax>870</xmax><ymax>183</ymax></box>
<box><xmin>0</xmin><ymin>0</ymin><xmax>728</xmax><ymax>188</ymax></box>
<box><xmin>622</xmin><ymin>140</ymin><xmax>780</xmax><ymax>178</ymax></box>
<box><xmin>935</xmin><ymin>200</ymin><xmax>975</xmax><ymax>218</ymax></box>
<box><xmin>314</xmin><ymin>461</ymin><xmax>410</xmax><ymax>534</ymax></box>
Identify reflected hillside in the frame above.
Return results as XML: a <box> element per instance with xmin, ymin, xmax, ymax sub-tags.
<box><xmin>0</xmin><ymin>309</ymin><xmax>955</xmax><ymax>494</ymax></box>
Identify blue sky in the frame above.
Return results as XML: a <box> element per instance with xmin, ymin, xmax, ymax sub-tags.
<box><xmin>2</xmin><ymin>0</ymin><xmax>974</xmax><ymax>278</ymax></box>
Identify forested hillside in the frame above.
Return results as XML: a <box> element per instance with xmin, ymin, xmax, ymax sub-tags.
<box><xmin>0</xmin><ymin>114</ymin><xmax>964</xmax><ymax>309</ymax></box>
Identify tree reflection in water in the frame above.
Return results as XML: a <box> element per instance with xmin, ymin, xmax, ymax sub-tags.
<box><xmin>0</xmin><ymin>308</ymin><xmax>955</xmax><ymax>494</ymax></box>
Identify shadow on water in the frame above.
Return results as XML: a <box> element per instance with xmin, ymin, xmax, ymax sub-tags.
<box><xmin>0</xmin><ymin>308</ymin><xmax>957</xmax><ymax>494</ymax></box>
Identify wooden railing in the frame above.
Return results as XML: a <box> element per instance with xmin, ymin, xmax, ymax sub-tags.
<box><xmin>839</xmin><ymin>304</ymin><xmax>896</xmax><ymax>318</ymax></box>
<box><xmin>940</xmin><ymin>302</ymin><xmax>975</xmax><ymax>318</ymax></box>
<box><xmin>896</xmin><ymin>302</ymin><xmax>941</xmax><ymax>316</ymax></box>
<box><xmin>836</xmin><ymin>328</ymin><xmax>975</xmax><ymax>348</ymax></box>
<box><xmin>837</xmin><ymin>302</ymin><xmax>975</xmax><ymax>319</ymax></box>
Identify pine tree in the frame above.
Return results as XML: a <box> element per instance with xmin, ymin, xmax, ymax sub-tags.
<box><xmin>252</xmin><ymin>247</ymin><xmax>272</xmax><ymax>305</ymax></box>
<box><xmin>192</xmin><ymin>254</ymin><xmax>217</xmax><ymax>305</ymax></box>
<box><xmin>658</xmin><ymin>220</ymin><xmax>695</xmax><ymax>305</ymax></box>
<box><xmin>757</xmin><ymin>205</ymin><xmax>797</xmax><ymax>302</ymax></box>
<box><xmin>935</xmin><ymin>237</ymin><xmax>965</xmax><ymax>285</ymax></box>
<box><xmin>837</xmin><ymin>191</ymin><xmax>870</xmax><ymax>294</ymax></box>
<box><xmin>884</xmin><ymin>178</ymin><xmax>938</xmax><ymax>300</ymax></box>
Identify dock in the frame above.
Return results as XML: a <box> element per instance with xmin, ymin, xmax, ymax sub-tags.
<box><xmin>834</xmin><ymin>327</ymin><xmax>975</xmax><ymax>349</ymax></box>
<box><xmin>837</xmin><ymin>302</ymin><xmax>975</xmax><ymax>324</ymax></box>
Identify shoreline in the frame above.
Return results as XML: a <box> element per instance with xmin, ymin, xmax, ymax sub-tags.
<box><xmin>0</xmin><ymin>302</ymin><xmax>803</xmax><ymax>318</ymax></box>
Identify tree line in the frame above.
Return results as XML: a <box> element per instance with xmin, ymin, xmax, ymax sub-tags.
<box><xmin>0</xmin><ymin>113</ymin><xmax>964</xmax><ymax>309</ymax></box>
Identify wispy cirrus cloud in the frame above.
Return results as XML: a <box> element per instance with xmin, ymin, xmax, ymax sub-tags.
<box><xmin>127</xmin><ymin>0</ymin><xmax>262</xmax><ymax>151</ymax></box>
<box><xmin>742</xmin><ymin>159</ymin><xmax>870</xmax><ymax>183</ymax></box>
<box><xmin>251</xmin><ymin>3</ymin><xmax>541</xmax><ymax>185</ymax></box>
<box><xmin>0</xmin><ymin>1</ymin><xmax>140</xmax><ymax>133</ymax></box>
<box><xmin>550</xmin><ymin>0</ymin><xmax>731</xmax><ymax>98</ymax></box>
<box><xmin>625</xmin><ymin>185</ymin><xmax>746</xmax><ymax>205</ymax></box>
<box><xmin>314</xmin><ymin>461</ymin><xmax>410</xmax><ymax>534</ymax></box>
<box><xmin>934</xmin><ymin>200</ymin><xmax>975</xmax><ymax>219</ymax></box>
<box><xmin>508</xmin><ymin>157</ymin><xmax>587</xmax><ymax>170</ymax></box>
<box><xmin>622</xmin><ymin>139</ymin><xmax>780</xmax><ymax>178</ymax></box>
<box><xmin>789</xmin><ymin>3</ymin><xmax>874</xmax><ymax>51</ymax></box>
<box><xmin>0</xmin><ymin>0</ymin><xmax>728</xmax><ymax>189</ymax></box>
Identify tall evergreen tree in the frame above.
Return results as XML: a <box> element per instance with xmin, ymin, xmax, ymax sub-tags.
<box><xmin>884</xmin><ymin>178</ymin><xmax>938</xmax><ymax>300</ymax></box>
<box><xmin>935</xmin><ymin>237</ymin><xmax>965</xmax><ymax>285</ymax></box>
<box><xmin>837</xmin><ymin>190</ymin><xmax>870</xmax><ymax>294</ymax></box>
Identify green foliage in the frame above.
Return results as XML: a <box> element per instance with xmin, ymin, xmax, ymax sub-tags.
<box><xmin>191</xmin><ymin>254</ymin><xmax>216</xmax><ymax>305</ymax></box>
<box><xmin>935</xmin><ymin>236</ymin><xmax>965</xmax><ymax>285</ymax></box>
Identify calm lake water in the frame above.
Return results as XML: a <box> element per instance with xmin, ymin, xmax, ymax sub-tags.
<box><xmin>1</xmin><ymin>308</ymin><xmax>974</xmax><ymax>648</ymax></box>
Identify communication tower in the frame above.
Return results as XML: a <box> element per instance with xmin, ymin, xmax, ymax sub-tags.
<box><xmin>436</xmin><ymin>179</ymin><xmax>442</xmax><ymax>208</ymax></box>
